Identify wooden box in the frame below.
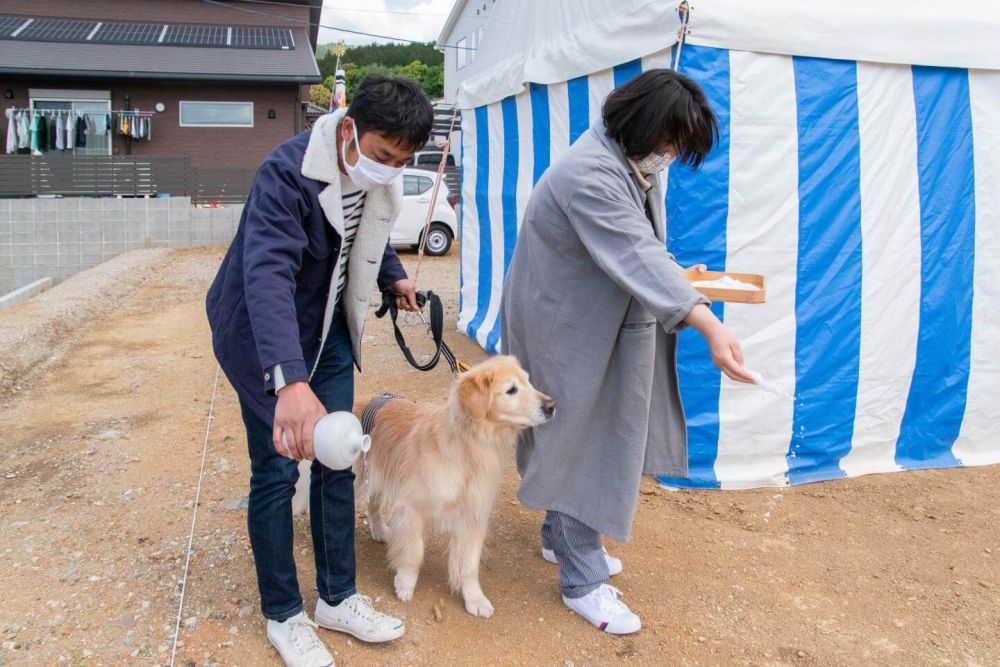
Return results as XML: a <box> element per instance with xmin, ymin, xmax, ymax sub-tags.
<box><xmin>683</xmin><ymin>269</ymin><xmax>766</xmax><ymax>304</ymax></box>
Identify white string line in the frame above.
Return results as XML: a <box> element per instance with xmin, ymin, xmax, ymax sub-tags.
<box><xmin>169</xmin><ymin>365</ymin><xmax>222</xmax><ymax>667</ymax></box>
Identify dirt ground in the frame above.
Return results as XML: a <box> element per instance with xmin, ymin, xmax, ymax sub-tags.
<box><xmin>1</xmin><ymin>247</ymin><xmax>998</xmax><ymax>667</ymax></box>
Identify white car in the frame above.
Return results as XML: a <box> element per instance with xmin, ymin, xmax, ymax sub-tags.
<box><xmin>390</xmin><ymin>169</ymin><xmax>458</xmax><ymax>256</ymax></box>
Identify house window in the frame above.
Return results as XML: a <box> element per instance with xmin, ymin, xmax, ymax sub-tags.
<box><xmin>29</xmin><ymin>90</ymin><xmax>112</xmax><ymax>156</ymax></box>
<box><xmin>179</xmin><ymin>101</ymin><xmax>254</xmax><ymax>127</ymax></box>
<box><xmin>456</xmin><ymin>37</ymin><xmax>468</xmax><ymax>70</ymax></box>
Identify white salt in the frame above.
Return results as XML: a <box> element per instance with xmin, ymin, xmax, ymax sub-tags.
<box><xmin>747</xmin><ymin>370</ymin><xmax>793</xmax><ymax>399</ymax></box>
<box><xmin>691</xmin><ymin>275</ymin><xmax>761</xmax><ymax>291</ymax></box>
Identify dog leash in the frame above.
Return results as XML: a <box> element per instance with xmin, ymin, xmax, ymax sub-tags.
<box><xmin>375</xmin><ymin>289</ymin><xmax>470</xmax><ymax>374</ymax></box>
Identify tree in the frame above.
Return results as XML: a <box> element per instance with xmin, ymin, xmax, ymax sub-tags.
<box><xmin>309</xmin><ymin>84</ymin><xmax>331</xmax><ymax>109</ymax></box>
<box><xmin>316</xmin><ymin>41</ymin><xmax>445</xmax><ymax>101</ymax></box>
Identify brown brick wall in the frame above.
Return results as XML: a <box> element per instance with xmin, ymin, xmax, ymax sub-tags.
<box><xmin>4</xmin><ymin>78</ymin><xmax>305</xmax><ymax>170</ymax></box>
<box><xmin>0</xmin><ymin>0</ymin><xmax>310</xmax><ymax>27</ymax></box>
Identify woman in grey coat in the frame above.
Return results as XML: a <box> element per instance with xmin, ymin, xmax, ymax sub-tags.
<box><xmin>500</xmin><ymin>69</ymin><xmax>754</xmax><ymax>634</ymax></box>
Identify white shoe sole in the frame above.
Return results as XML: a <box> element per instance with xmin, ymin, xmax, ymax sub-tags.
<box><xmin>541</xmin><ymin>548</ymin><xmax>623</xmax><ymax>576</ymax></box>
<box><xmin>562</xmin><ymin>595</ymin><xmax>642</xmax><ymax>635</ymax></box>
<box><xmin>314</xmin><ymin>616</ymin><xmax>405</xmax><ymax>643</ymax></box>
<box><xmin>266</xmin><ymin>634</ymin><xmax>334</xmax><ymax>667</ymax></box>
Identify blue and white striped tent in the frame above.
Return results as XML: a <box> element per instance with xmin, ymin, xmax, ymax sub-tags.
<box><xmin>454</xmin><ymin>0</ymin><xmax>1000</xmax><ymax>488</ymax></box>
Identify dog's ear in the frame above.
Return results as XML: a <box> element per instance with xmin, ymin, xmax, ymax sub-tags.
<box><xmin>458</xmin><ymin>369</ymin><xmax>495</xmax><ymax>420</ymax></box>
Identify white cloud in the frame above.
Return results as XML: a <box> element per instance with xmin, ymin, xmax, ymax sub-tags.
<box><xmin>317</xmin><ymin>0</ymin><xmax>455</xmax><ymax>46</ymax></box>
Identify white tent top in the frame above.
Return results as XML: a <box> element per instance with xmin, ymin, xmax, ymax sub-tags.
<box><xmin>457</xmin><ymin>0</ymin><xmax>1000</xmax><ymax>108</ymax></box>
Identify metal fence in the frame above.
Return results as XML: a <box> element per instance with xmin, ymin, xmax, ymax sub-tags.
<box><xmin>0</xmin><ymin>155</ymin><xmax>254</xmax><ymax>204</ymax></box>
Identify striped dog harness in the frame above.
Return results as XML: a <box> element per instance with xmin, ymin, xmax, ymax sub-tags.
<box><xmin>360</xmin><ymin>393</ymin><xmax>402</xmax><ymax>435</ymax></box>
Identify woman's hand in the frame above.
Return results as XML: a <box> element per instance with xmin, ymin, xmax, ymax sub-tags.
<box><xmin>705</xmin><ymin>324</ymin><xmax>755</xmax><ymax>384</ymax></box>
<box><xmin>684</xmin><ymin>303</ymin><xmax>755</xmax><ymax>384</ymax></box>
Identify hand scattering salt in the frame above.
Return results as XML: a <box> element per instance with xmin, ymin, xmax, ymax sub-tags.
<box><xmin>691</xmin><ymin>275</ymin><xmax>761</xmax><ymax>291</ymax></box>
<box><xmin>747</xmin><ymin>370</ymin><xmax>792</xmax><ymax>398</ymax></box>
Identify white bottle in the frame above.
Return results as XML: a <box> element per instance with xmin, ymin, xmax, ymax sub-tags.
<box><xmin>313</xmin><ymin>411</ymin><xmax>371</xmax><ymax>470</ymax></box>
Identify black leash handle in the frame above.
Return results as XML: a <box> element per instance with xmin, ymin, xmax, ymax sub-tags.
<box><xmin>375</xmin><ymin>288</ymin><xmax>459</xmax><ymax>373</ymax></box>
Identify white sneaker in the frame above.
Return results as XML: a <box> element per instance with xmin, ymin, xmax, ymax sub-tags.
<box><xmin>315</xmin><ymin>594</ymin><xmax>405</xmax><ymax>643</ymax></box>
<box><xmin>562</xmin><ymin>584</ymin><xmax>641</xmax><ymax>635</ymax></box>
<box><xmin>541</xmin><ymin>546</ymin><xmax>623</xmax><ymax>576</ymax></box>
<box><xmin>266</xmin><ymin>611</ymin><xmax>335</xmax><ymax>667</ymax></box>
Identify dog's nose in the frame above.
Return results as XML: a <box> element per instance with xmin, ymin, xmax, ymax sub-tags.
<box><xmin>542</xmin><ymin>398</ymin><xmax>556</xmax><ymax>417</ymax></box>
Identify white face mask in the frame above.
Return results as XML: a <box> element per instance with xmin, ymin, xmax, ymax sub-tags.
<box><xmin>634</xmin><ymin>150</ymin><xmax>676</xmax><ymax>174</ymax></box>
<box><xmin>341</xmin><ymin>118</ymin><xmax>404</xmax><ymax>190</ymax></box>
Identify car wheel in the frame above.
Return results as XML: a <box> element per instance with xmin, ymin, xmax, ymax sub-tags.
<box><xmin>422</xmin><ymin>223</ymin><xmax>453</xmax><ymax>256</ymax></box>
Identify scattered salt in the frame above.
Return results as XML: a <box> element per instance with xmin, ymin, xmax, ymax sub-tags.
<box><xmin>747</xmin><ymin>370</ymin><xmax>793</xmax><ymax>399</ymax></box>
<box><xmin>691</xmin><ymin>275</ymin><xmax>761</xmax><ymax>291</ymax></box>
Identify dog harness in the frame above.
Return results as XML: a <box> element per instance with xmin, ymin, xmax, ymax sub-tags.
<box><xmin>360</xmin><ymin>393</ymin><xmax>403</xmax><ymax>435</ymax></box>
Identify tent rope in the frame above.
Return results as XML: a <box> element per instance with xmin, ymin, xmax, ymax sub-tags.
<box><xmin>411</xmin><ymin>106</ymin><xmax>460</xmax><ymax>291</ymax></box>
<box><xmin>169</xmin><ymin>365</ymin><xmax>221</xmax><ymax>667</ymax></box>
<box><xmin>673</xmin><ymin>1</ymin><xmax>691</xmax><ymax>70</ymax></box>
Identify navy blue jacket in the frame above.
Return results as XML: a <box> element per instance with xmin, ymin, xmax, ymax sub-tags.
<box><xmin>206</xmin><ymin>129</ymin><xmax>406</xmax><ymax>426</ymax></box>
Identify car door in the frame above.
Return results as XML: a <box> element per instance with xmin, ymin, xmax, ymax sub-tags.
<box><xmin>393</xmin><ymin>174</ymin><xmax>435</xmax><ymax>244</ymax></box>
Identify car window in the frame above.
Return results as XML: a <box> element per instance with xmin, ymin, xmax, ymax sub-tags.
<box><xmin>416</xmin><ymin>177</ymin><xmax>433</xmax><ymax>195</ymax></box>
<box><xmin>403</xmin><ymin>175</ymin><xmax>421</xmax><ymax>196</ymax></box>
<box><xmin>416</xmin><ymin>154</ymin><xmax>437</xmax><ymax>165</ymax></box>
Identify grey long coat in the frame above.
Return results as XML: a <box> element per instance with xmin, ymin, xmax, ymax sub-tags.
<box><xmin>500</xmin><ymin>126</ymin><xmax>709</xmax><ymax>542</ymax></box>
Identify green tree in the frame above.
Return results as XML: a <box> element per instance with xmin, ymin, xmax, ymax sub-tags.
<box><xmin>309</xmin><ymin>84</ymin><xmax>331</xmax><ymax>108</ymax></box>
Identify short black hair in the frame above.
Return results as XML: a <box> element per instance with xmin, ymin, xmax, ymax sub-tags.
<box><xmin>347</xmin><ymin>73</ymin><xmax>434</xmax><ymax>152</ymax></box>
<box><xmin>602</xmin><ymin>69</ymin><xmax>718</xmax><ymax>169</ymax></box>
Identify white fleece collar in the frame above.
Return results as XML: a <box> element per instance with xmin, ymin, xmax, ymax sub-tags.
<box><xmin>301</xmin><ymin>108</ymin><xmax>347</xmax><ymax>184</ymax></box>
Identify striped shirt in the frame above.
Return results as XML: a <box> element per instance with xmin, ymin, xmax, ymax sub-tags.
<box><xmin>271</xmin><ymin>179</ymin><xmax>365</xmax><ymax>395</ymax></box>
<box><xmin>334</xmin><ymin>180</ymin><xmax>366</xmax><ymax>306</ymax></box>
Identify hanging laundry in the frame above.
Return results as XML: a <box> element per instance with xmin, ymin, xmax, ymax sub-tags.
<box><xmin>55</xmin><ymin>112</ymin><xmax>65</xmax><ymax>151</ymax></box>
<box><xmin>64</xmin><ymin>112</ymin><xmax>73</xmax><ymax>149</ymax></box>
<box><xmin>4</xmin><ymin>108</ymin><xmax>15</xmax><ymax>154</ymax></box>
<box><xmin>29</xmin><ymin>112</ymin><xmax>41</xmax><ymax>153</ymax></box>
<box><xmin>17</xmin><ymin>110</ymin><xmax>30</xmax><ymax>150</ymax></box>
<box><xmin>49</xmin><ymin>114</ymin><xmax>57</xmax><ymax>150</ymax></box>
<box><xmin>75</xmin><ymin>114</ymin><xmax>87</xmax><ymax>148</ymax></box>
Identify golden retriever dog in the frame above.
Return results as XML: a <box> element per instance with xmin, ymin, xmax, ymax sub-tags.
<box><xmin>356</xmin><ymin>355</ymin><xmax>555</xmax><ymax>618</ymax></box>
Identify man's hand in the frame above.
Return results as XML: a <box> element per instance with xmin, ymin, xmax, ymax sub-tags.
<box><xmin>273</xmin><ymin>382</ymin><xmax>327</xmax><ymax>460</ymax></box>
<box><xmin>390</xmin><ymin>278</ymin><xmax>419</xmax><ymax>312</ymax></box>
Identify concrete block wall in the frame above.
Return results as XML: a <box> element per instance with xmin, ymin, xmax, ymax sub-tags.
<box><xmin>0</xmin><ymin>197</ymin><xmax>242</xmax><ymax>295</ymax></box>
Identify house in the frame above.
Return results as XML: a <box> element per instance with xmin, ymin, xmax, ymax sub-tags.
<box><xmin>436</xmin><ymin>0</ymin><xmax>493</xmax><ymax>104</ymax></box>
<box><xmin>0</xmin><ymin>0</ymin><xmax>323</xmax><ymax>200</ymax></box>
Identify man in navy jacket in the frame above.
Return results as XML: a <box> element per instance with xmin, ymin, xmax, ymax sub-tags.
<box><xmin>206</xmin><ymin>75</ymin><xmax>432</xmax><ymax>667</ymax></box>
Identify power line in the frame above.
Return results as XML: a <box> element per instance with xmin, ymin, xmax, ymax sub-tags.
<box><xmin>200</xmin><ymin>0</ymin><xmax>474</xmax><ymax>49</ymax></box>
<box><xmin>224</xmin><ymin>0</ymin><xmax>448</xmax><ymax>17</ymax></box>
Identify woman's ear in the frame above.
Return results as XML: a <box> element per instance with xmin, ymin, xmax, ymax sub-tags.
<box><xmin>458</xmin><ymin>369</ymin><xmax>495</xmax><ymax>420</ymax></box>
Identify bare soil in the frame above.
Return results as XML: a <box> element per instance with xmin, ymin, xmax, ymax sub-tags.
<box><xmin>0</xmin><ymin>247</ymin><xmax>997</xmax><ymax>667</ymax></box>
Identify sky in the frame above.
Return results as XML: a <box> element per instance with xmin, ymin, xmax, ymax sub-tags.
<box><xmin>315</xmin><ymin>0</ymin><xmax>456</xmax><ymax>46</ymax></box>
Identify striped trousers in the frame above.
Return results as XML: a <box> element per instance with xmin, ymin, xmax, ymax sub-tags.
<box><xmin>542</xmin><ymin>511</ymin><xmax>610</xmax><ymax>598</ymax></box>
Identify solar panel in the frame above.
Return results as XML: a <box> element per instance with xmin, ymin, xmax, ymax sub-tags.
<box><xmin>232</xmin><ymin>27</ymin><xmax>294</xmax><ymax>49</ymax></box>
<box><xmin>0</xmin><ymin>15</ymin><xmax>295</xmax><ymax>50</ymax></box>
<box><xmin>93</xmin><ymin>21</ymin><xmax>162</xmax><ymax>45</ymax></box>
<box><xmin>15</xmin><ymin>18</ymin><xmax>97</xmax><ymax>43</ymax></box>
<box><xmin>162</xmin><ymin>24</ymin><xmax>227</xmax><ymax>47</ymax></box>
<box><xmin>0</xmin><ymin>16</ymin><xmax>25</xmax><ymax>38</ymax></box>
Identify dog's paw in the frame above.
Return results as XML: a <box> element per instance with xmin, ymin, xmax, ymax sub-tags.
<box><xmin>463</xmin><ymin>593</ymin><xmax>494</xmax><ymax>618</ymax></box>
<box><xmin>394</xmin><ymin>573</ymin><xmax>415</xmax><ymax>602</ymax></box>
<box><xmin>369</xmin><ymin>523</ymin><xmax>388</xmax><ymax>543</ymax></box>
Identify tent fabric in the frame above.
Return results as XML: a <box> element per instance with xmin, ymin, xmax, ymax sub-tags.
<box><xmin>456</xmin><ymin>43</ymin><xmax>1000</xmax><ymax>488</ymax></box>
<box><xmin>457</xmin><ymin>0</ymin><xmax>1000</xmax><ymax>109</ymax></box>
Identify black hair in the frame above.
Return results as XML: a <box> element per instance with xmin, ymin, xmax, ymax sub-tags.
<box><xmin>602</xmin><ymin>68</ymin><xmax>718</xmax><ymax>169</ymax></box>
<box><xmin>346</xmin><ymin>73</ymin><xmax>434</xmax><ymax>152</ymax></box>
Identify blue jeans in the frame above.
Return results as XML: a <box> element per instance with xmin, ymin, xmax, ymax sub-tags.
<box><xmin>240</xmin><ymin>309</ymin><xmax>357</xmax><ymax>621</ymax></box>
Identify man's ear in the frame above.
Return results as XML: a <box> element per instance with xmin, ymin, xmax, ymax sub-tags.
<box><xmin>458</xmin><ymin>369</ymin><xmax>495</xmax><ymax>420</ymax></box>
